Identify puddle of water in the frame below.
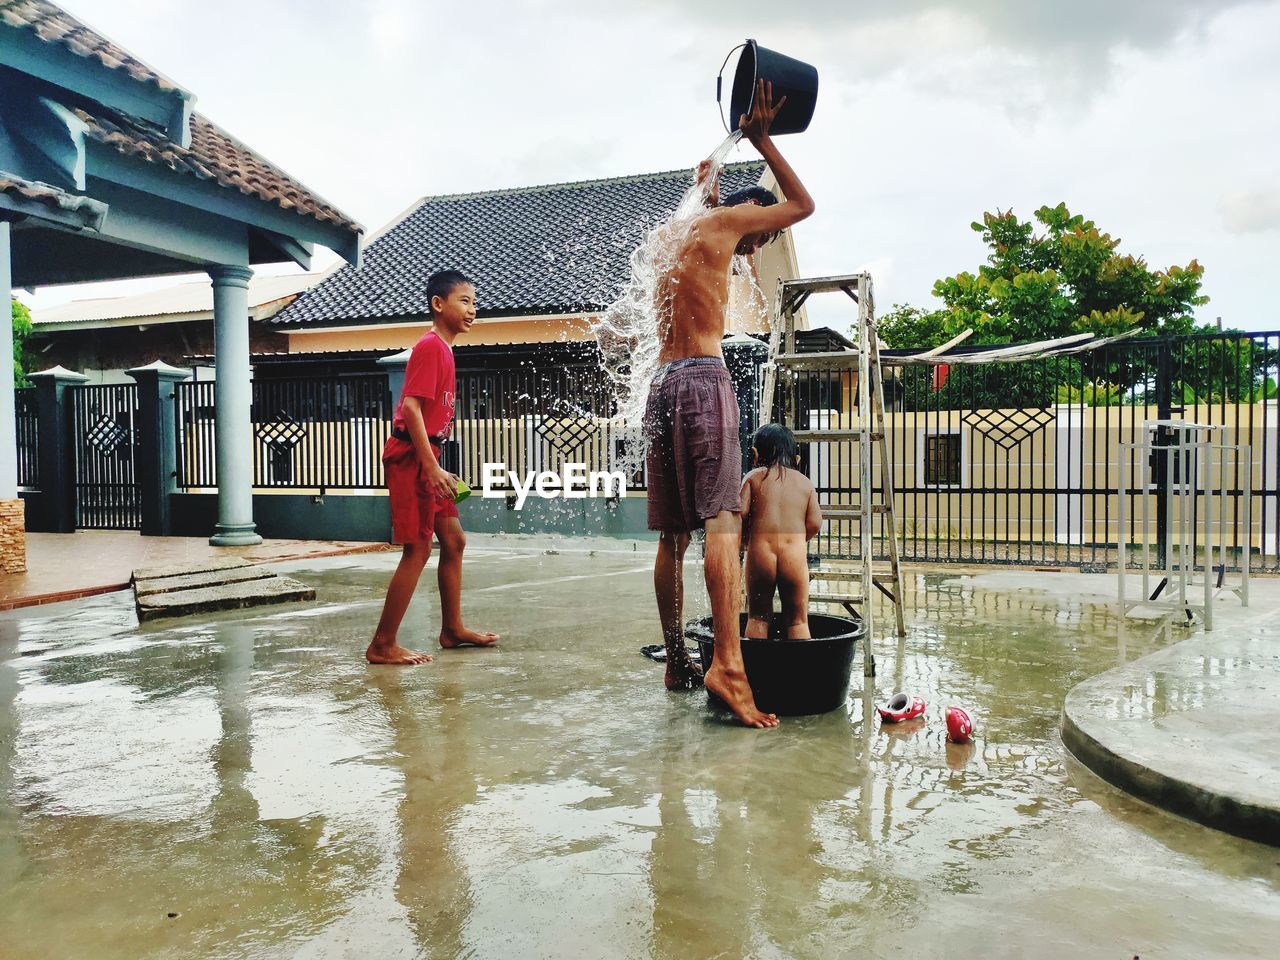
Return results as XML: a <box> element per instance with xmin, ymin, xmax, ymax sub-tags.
<box><xmin>1</xmin><ymin>550</ymin><xmax>1277</xmax><ymax>958</ymax></box>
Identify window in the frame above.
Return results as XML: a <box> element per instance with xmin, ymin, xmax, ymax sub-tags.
<box><xmin>924</xmin><ymin>433</ymin><xmax>963</xmax><ymax>486</ymax></box>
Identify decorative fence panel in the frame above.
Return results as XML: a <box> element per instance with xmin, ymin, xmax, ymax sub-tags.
<box><xmin>14</xmin><ymin>386</ymin><xmax>38</xmax><ymax>491</ymax></box>
<box><xmin>69</xmin><ymin>383</ymin><xmax>141</xmax><ymax>530</ymax></box>
<box><xmin>175</xmin><ymin>376</ymin><xmax>394</xmax><ymax>491</ymax></box>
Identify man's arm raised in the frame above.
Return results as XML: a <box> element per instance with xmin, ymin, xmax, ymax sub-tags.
<box><xmin>722</xmin><ymin>79</ymin><xmax>816</xmax><ymax>237</ymax></box>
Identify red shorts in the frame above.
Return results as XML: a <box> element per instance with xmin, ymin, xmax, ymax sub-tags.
<box><xmin>383</xmin><ymin>436</ymin><xmax>459</xmax><ymax>544</ymax></box>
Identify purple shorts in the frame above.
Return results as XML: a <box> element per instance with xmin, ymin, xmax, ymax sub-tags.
<box><xmin>644</xmin><ymin>357</ymin><xmax>743</xmax><ymax>532</ymax></box>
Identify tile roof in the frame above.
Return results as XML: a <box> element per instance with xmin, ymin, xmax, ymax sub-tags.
<box><xmin>268</xmin><ymin>162</ymin><xmax>766</xmax><ymax>326</ymax></box>
<box><xmin>0</xmin><ymin>170</ymin><xmax>105</xmax><ymax>226</ymax></box>
<box><xmin>2</xmin><ymin>1</ymin><xmax>359</xmax><ymax>236</ymax></box>
<box><xmin>76</xmin><ymin>107</ymin><xmax>361</xmax><ymax>235</ymax></box>
<box><xmin>0</xmin><ymin>0</ymin><xmax>183</xmax><ymax>93</ymax></box>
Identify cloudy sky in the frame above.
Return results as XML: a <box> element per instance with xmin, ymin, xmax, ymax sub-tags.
<box><xmin>19</xmin><ymin>0</ymin><xmax>1280</xmax><ymax>333</ymax></box>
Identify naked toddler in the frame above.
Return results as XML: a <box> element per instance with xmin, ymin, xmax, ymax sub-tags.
<box><xmin>739</xmin><ymin>424</ymin><xmax>823</xmax><ymax>639</ymax></box>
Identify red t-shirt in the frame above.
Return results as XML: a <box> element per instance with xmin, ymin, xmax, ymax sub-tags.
<box><xmin>393</xmin><ymin>331</ymin><xmax>456</xmax><ymax>442</ymax></box>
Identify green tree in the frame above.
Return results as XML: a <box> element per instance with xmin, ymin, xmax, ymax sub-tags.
<box><xmin>11</xmin><ymin>297</ymin><xmax>32</xmax><ymax>387</ymax></box>
<box><xmin>880</xmin><ymin>202</ymin><xmax>1208</xmax><ymax>349</ymax></box>
<box><xmin>875</xmin><ymin>203</ymin><xmax>1274</xmax><ymax>408</ymax></box>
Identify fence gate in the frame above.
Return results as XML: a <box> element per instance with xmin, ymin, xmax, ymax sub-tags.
<box><xmin>70</xmin><ymin>383</ymin><xmax>141</xmax><ymax>530</ymax></box>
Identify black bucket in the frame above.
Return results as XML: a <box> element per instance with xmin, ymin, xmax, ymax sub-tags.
<box><xmin>686</xmin><ymin>612</ymin><xmax>862</xmax><ymax>716</ymax></box>
<box><xmin>724</xmin><ymin>39</ymin><xmax>819</xmax><ymax>136</ymax></box>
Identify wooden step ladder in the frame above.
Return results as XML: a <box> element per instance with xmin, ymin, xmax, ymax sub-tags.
<box><xmin>759</xmin><ymin>273</ymin><xmax>907</xmax><ymax>677</ymax></box>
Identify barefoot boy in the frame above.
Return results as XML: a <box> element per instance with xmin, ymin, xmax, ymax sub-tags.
<box><xmin>740</xmin><ymin>424</ymin><xmax>823</xmax><ymax>640</ymax></box>
<box><xmin>645</xmin><ymin>80</ymin><xmax>815</xmax><ymax>727</ymax></box>
<box><xmin>367</xmin><ymin>270</ymin><xmax>499</xmax><ymax>665</ymax></box>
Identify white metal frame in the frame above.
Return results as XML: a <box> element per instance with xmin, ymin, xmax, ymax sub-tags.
<box><xmin>1117</xmin><ymin>420</ymin><xmax>1251</xmax><ymax>630</ymax></box>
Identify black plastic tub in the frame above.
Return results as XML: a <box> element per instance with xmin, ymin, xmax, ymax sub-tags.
<box><xmin>686</xmin><ymin>612</ymin><xmax>864</xmax><ymax>716</ymax></box>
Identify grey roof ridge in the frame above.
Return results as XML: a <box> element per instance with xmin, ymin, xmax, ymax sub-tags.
<box><xmin>401</xmin><ymin>160</ymin><xmax>765</xmax><ymax>206</ymax></box>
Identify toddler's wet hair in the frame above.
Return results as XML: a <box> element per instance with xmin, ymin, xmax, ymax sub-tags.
<box><xmin>753</xmin><ymin>423</ymin><xmax>798</xmax><ymax>474</ymax></box>
<box><xmin>426</xmin><ymin>269</ymin><xmax>471</xmax><ymax>315</ymax></box>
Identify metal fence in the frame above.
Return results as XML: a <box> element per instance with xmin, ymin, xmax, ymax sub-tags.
<box><xmin>452</xmin><ymin>348</ymin><xmax>636</xmax><ymax>490</ymax></box>
<box><xmin>69</xmin><ymin>383</ymin><xmax>141</xmax><ymax>530</ymax></box>
<box><xmin>175</xmin><ymin>375</ymin><xmax>394</xmax><ymax>490</ymax></box>
<box><xmin>785</xmin><ymin>330</ymin><xmax>1280</xmax><ymax>572</ymax></box>
<box><xmin>14</xmin><ymin>386</ymin><xmax>38</xmax><ymax>490</ymax></box>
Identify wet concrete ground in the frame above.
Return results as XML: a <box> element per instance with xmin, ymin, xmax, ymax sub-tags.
<box><xmin>1</xmin><ymin>536</ymin><xmax>1278</xmax><ymax>959</ymax></box>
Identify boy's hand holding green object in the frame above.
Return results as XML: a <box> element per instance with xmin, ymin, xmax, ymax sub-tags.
<box><xmin>454</xmin><ymin>479</ymin><xmax>472</xmax><ymax>504</ymax></box>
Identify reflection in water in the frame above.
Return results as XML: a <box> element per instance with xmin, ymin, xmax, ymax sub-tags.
<box><xmin>0</xmin><ymin>556</ymin><xmax>1277</xmax><ymax>958</ymax></box>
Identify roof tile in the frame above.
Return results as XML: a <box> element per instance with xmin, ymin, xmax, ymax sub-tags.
<box><xmin>1</xmin><ymin>0</ymin><xmax>182</xmax><ymax>93</ymax></box>
<box><xmin>269</xmin><ymin>162</ymin><xmax>765</xmax><ymax>325</ymax></box>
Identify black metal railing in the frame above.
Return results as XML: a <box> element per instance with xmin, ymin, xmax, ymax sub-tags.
<box><xmin>175</xmin><ymin>376</ymin><xmax>394</xmax><ymax>490</ymax></box>
<box><xmin>14</xmin><ymin>386</ymin><xmax>38</xmax><ymax>490</ymax></box>
<box><xmin>452</xmin><ymin>348</ymin><xmax>635</xmax><ymax>490</ymax></box>
<box><xmin>783</xmin><ymin>330</ymin><xmax>1280</xmax><ymax>572</ymax></box>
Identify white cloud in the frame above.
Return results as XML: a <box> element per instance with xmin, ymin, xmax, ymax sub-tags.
<box><xmin>1219</xmin><ymin>190</ymin><xmax>1280</xmax><ymax>234</ymax></box>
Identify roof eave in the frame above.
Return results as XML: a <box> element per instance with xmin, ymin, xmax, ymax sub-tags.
<box><xmin>0</xmin><ymin>22</ymin><xmax>194</xmax><ymax>145</ymax></box>
<box><xmin>87</xmin><ymin>142</ymin><xmax>362</xmax><ymax>266</ymax></box>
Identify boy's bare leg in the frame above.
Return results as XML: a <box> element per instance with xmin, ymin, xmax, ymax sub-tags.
<box><xmin>778</xmin><ymin>546</ymin><xmax>812</xmax><ymax>639</ymax></box>
<box><xmin>655</xmin><ymin>530</ymin><xmax>701</xmax><ymax>689</ymax></box>
<box><xmin>368</xmin><ymin>542</ymin><xmax>434</xmax><ymax>664</ymax></box>
<box><xmin>434</xmin><ymin>516</ymin><xmax>500</xmax><ymax>648</ymax></box>
<box><xmin>744</xmin><ymin>545</ymin><xmax>777</xmax><ymax>639</ymax></box>
<box><xmin>702</xmin><ymin>510</ymin><xmax>779</xmax><ymax>728</ymax></box>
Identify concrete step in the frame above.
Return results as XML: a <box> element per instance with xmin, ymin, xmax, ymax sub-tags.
<box><xmin>132</xmin><ymin>557</ymin><xmax>251</xmax><ymax>583</ymax></box>
<box><xmin>136</xmin><ymin>575</ymin><xmax>316</xmax><ymax>622</ymax></box>
<box><xmin>134</xmin><ymin>565</ymin><xmax>277</xmax><ymax>598</ymax></box>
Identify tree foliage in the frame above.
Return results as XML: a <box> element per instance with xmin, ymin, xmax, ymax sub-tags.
<box><xmin>11</xmin><ymin>297</ymin><xmax>32</xmax><ymax>387</ymax></box>
<box><xmin>875</xmin><ymin>203</ymin><xmax>1275</xmax><ymax>408</ymax></box>
<box><xmin>879</xmin><ymin>202</ymin><xmax>1209</xmax><ymax>350</ymax></box>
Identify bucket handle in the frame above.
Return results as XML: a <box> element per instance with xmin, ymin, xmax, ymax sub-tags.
<box><xmin>716</xmin><ymin>40</ymin><xmax>752</xmax><ymax>135</ymax></box>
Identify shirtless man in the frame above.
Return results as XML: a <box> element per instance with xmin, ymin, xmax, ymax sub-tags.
<box><xmin>645</xmin><ymin>80</ymin><xmax>815</xmax><ymax>728</ymax></box>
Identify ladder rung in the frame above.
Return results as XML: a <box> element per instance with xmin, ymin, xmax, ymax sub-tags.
<box><xmin>792</xmin><ymin>429</ymin><xmax>882</xmax><ymax>443</ymax></box>
<box><xmin>809</xmin><ymin>591</ymin><xmax>865</xmax><ymax>605</ymax></box>
<box><xmin>820</xmin><ymin>503</ymin><xmax>888</xmax><ymax>519</ymax></box>
<box><xmin>809</xmin><ymin>568</ymin><xmax>897</xmax><ymax>583</ymax></box>
<box><xmin>775</xmin><ymin>351</ymin><xmax>861</xmax><ymax>371</ymax></box>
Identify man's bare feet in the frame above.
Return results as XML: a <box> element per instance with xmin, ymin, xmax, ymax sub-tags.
<box><xmin>664</xmin><ymin>645</ymin><xmax>704</xmax><ymax>691</ymax></box>
<box><xmin>704</xmin><ymin>663</ymin><xmax>779</xmax><ymax>728</ymax></box>
<box><xmin>438</xmin><ymin>627</ymin><xmax>500</xmax><ymax>649</ymax></box>
<box><xmin>366</xmin><ymin>642</ymin><xmax>433</xmax><ymax>665</ymax></box>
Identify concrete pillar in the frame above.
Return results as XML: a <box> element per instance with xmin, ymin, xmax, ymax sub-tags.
<box><xmin>0</xmin><ymin>220</ymin><xmax>16</xmax><ymax>501</ymax></box>
<box><xmin>0</xmin><ymin>220</ymin><xmax>22</xmax><ymax>571</ymax></box>
<box><xmin>209</xmin><ymin>265</ymin><xmax>261</xmax><ymax>546</ymax></box>
<box><xmin>128</xmin><ymin>360</ymin><xmax>190</xmax><ymax>537</ymax></box>
<box><xmin>27</xmin><ymin>365</ymin><xmax>88</xmax><ymax>534</ymax></box>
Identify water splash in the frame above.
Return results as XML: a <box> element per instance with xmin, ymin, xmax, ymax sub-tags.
<box><xmin>591</xmin><ymin>131</ymin><xmax>747</xmax><ymax>475</ymax></box>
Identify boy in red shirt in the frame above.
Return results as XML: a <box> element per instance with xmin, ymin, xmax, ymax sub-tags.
<box><xmin>367</xmin><ymin>270</ymin><xmax>500</xmax><ymax>665</ymax></box>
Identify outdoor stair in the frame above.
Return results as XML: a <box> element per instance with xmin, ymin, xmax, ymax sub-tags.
<box><xmin>132</xmin><ymin>557</ymin><xmax>315</xmax><ymax>622</ymax></box>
